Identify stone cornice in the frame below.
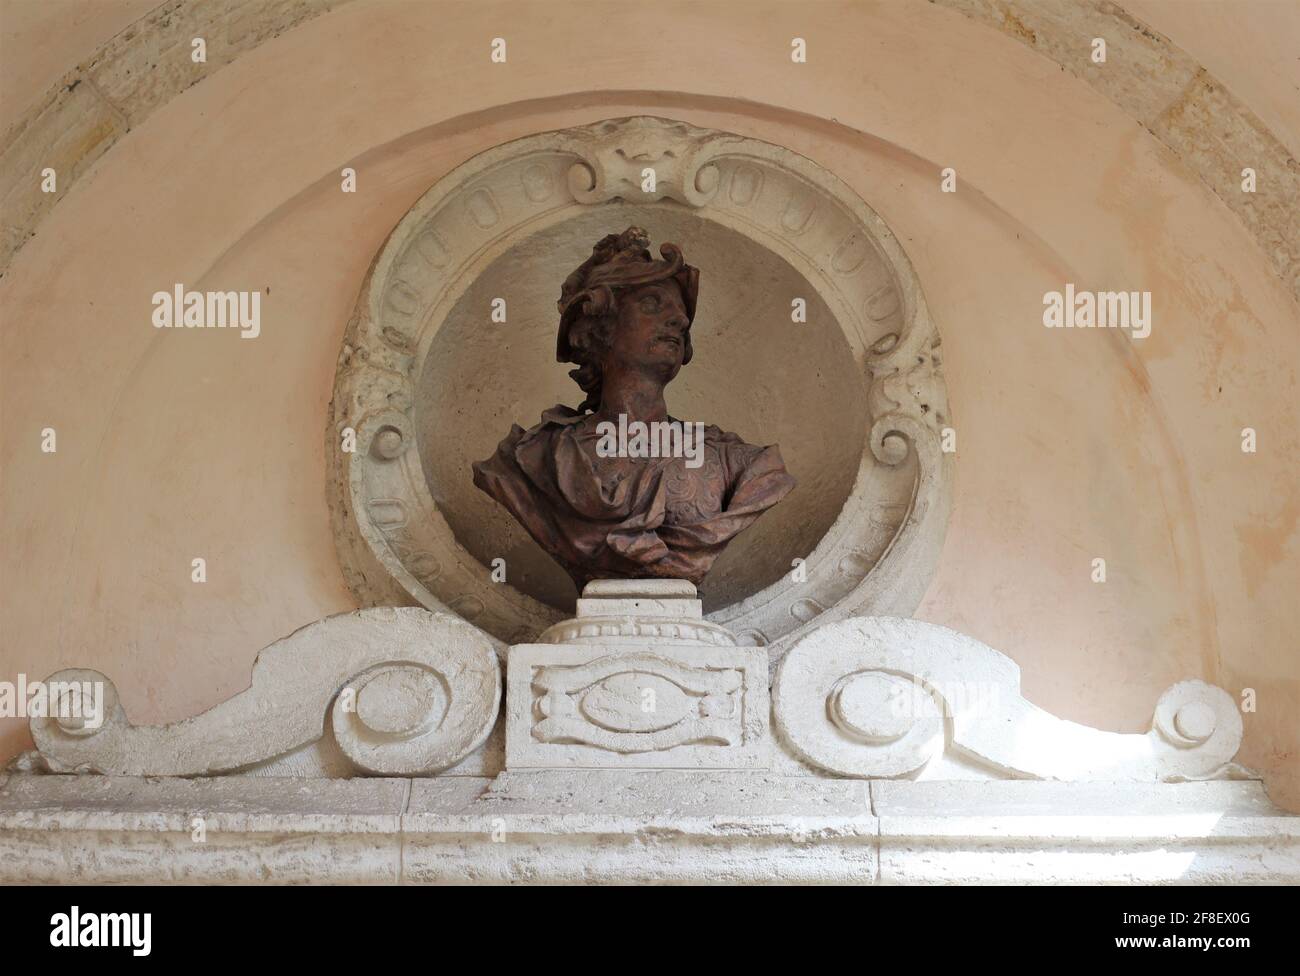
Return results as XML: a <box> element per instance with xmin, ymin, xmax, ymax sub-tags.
<box><xmin>2</xmin><ymin>774</ymin><xmax>1296</xmax><ymax>884</ymax></box>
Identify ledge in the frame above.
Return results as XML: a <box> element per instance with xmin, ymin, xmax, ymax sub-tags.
<box><xmin>1</xmin><ymin>773</ymin><xmax>1295</xmax><ymax>884</ymax></box>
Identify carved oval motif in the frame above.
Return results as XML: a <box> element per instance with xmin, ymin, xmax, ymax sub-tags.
<box><xmin>449</xmin><ymin>594</ymin><xmax>485</xmax><ymax>620</ymax></box>
<box><xmin>728</xmin><ymin>165</ymin><xmax>763</xmax><ymax>206</ymax></box>
<box><xmin>521</xmin><ymin>163</ymin><xmax>553</xmax><ymax>202</ymax></box>
<box><xmin>830</xmin><ymin>671</ymin><xmax>915</xmax><ymax>743</ymax></box>
<box><xmin>580</xmin><ymin>672</ymin><xmax>691</xmax><ymax>732</ymax></box>
<box><xmin>406</xmin><ymin>550</ymin><xmax>441</xmax><ymax>581</ymax></box>
<box><xmin>781</xmin><ymin>194</ymin><xmax>817</xmax><ymax>234</ymax></box>
<box><xmin>355</xmin><ymin>666</ymin><xmax>446</xmax><ymax>738</ymax></box>
<box><xmin>866</xmin><ymin>284</ymin><xmax>900</xmax><ymax>321</ymax></box>
<box><xmin>415</xmin><ymin>230</ymin><xmax>449</xmax><ymax>268</ymax></box>
<box><xmin>366</xmin><ymin>498</ymin><xmax>407</xmax><ymax>528</ymax></box>
<box><xmin>386</xmin><ymin>279</ymin><xmax>422</xmax><ymax>315</ymax></box>
<box><xmin>465</xmin><ymin>187</ymin><xmax>500</xmax><ymax>228</ymax></box>
<box><xmin>790</xmin><ymin>598</ymin><xmax>826</xmax><ymax>622</ymax></box>
<box><xmin>837</xmin><ymin>551</ymin><xmax>873</xmax><ymax>577</ymax></box>
<box><xmin>832</xmin><ymin>232</ymin><xmax>868</xmax><ymax>274</ymax></box>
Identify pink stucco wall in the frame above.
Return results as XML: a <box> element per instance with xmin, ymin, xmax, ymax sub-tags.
<box><xmin>2</xmin><ymin>1</ymin><xmax>1295</xmax><ymax>807</ymax></box>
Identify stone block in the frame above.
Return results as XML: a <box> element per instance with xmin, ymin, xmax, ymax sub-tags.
<box><xmin>506</xmin><ymin>643</ymin><xmax>770</xmax><ymax>770</ymax></box>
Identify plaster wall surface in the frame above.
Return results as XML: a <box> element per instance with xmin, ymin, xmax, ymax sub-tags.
<box><xmin>0</xmin><ymin>0</ymin><xmax>1296</xmax><ymax>809</ymax></box>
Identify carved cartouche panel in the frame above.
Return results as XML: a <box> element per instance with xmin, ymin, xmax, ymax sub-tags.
<box><xmin>506</xmin><ymin>643</ymin><xmax>770</xmax><ymax>770</ymax></box>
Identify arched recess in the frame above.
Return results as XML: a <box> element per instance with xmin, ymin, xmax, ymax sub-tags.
<box><xmin>328</xmin><ymin>116</ymin><xmax>953</xmax><ymax>657</ymax></box>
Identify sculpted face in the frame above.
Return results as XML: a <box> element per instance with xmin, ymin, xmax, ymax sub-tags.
<box><xmin>605</xmin><ymin>281</ymin><xmax>690</xmax><ymax>382</ymax></box>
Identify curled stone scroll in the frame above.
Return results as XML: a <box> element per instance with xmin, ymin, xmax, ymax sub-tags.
<box><xmin>29</xmin><ymin>608</ymin><xmax>501</xmax><ymax>777</ymax></box>
<box><xmin>773</xmin><ymin>616</ymin><xmax>1243</xmax><ymax>782</ymax></box>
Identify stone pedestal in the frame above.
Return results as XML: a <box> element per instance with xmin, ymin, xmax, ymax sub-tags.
<box><xmin>506</xmin><ymin>581</ymin><xmax>769</xmax><ymax>770</ymax></box>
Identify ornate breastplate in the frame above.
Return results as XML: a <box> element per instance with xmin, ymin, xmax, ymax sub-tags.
<box><xmin>661</xmin><ymin>450</ymin><xmax>726</xmax><ymax>524</ymax></box>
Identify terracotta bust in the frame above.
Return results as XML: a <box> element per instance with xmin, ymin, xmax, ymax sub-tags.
<box><xmin>472</xmin><ymin>227</ymin><xmax>795</xmax><ymax>591</ymax></box>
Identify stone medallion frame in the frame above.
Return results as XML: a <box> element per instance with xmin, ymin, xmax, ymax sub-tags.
<box><xmin>327</xmin><ymin>116</ymin><xmax>952</xmax><ymax>657</ymax></box>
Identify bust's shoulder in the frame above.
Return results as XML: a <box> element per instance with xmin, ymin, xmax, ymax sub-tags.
<box><xmin>702</xmin><ymin>424</ymin><xmax>768</xmax><ymax>456</ymax></box>
<box><xmin>691</xmin><ymin>425</ymin><xmax>786</xmax><ymax>488</ymax></box>
<box><xmin>537</xmin><ymin>404</ymin><xmax>587</xmax><ymax>427</ymax></box>
<box><xmin>506</xmin><ymin>404</ymin><xmax>586</xmax><ymax>443</ymax></box>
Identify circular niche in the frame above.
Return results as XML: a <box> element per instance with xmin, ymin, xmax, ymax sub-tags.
<box><xmin>328</xmin><ymin>116</ymin><xmax>951</xmax><ymax>655</ymax></box>
<box><xmin>417</xmin><ymin>207</ymin><xmax>865</xmax><ymax>614</ymax></box>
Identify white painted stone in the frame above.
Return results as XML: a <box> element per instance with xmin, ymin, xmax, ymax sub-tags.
<box><xmin>28</xmin><ymin>608</ymin><xmax>501</xmax><ymax>777</ymax></box>
<box><xmin>873</xmin><ymin>779</ymin><xmax>1300</xmax><ymax>885</ymax></box>
<box><xmin>0</xmin><ymin>774</ymin><xmax>408</xmax><ymax>885</ymax></box>
<box><xmin>10</xmin><ymin>601</ymin><xmax>1281</xmax><ymax>883</ymax></box>
<box><xmin>540</xmin><ymin>579</ymin><xmax>737</xmax><ymax>646</ymax></box>
<box><xmin>2</xmin><ymin>774</ymin><xmax>1295</xmax><ymax>884</ymax></box>
<box><xmin>403</xmin><ymin>771</ymin><xmax>876</xmax><ymax>884</ymax></box>
<box><xmin>506</xmin><ymin>581</ymin><xmax>769</xmax><ymax>770</ymax></box>
<box><xmin>774</xmin><ymin>616</ymin><xmax>1244</xmax><ymax>781</ymax></box>
<box><xmin>507</xmin><ymin>644</ymin><xmax>769</xmax><ymax>770</ymax></box>
<box><xmin>353</xmin><ymin>666</ymin><xmax>444</xmax><ymax>736</ymax></box>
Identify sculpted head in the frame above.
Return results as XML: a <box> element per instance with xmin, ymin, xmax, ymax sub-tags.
<box><xmin>556</xmin><ymin>227</ymin><xmax>699</xmax><ymax>412</ymax></box>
